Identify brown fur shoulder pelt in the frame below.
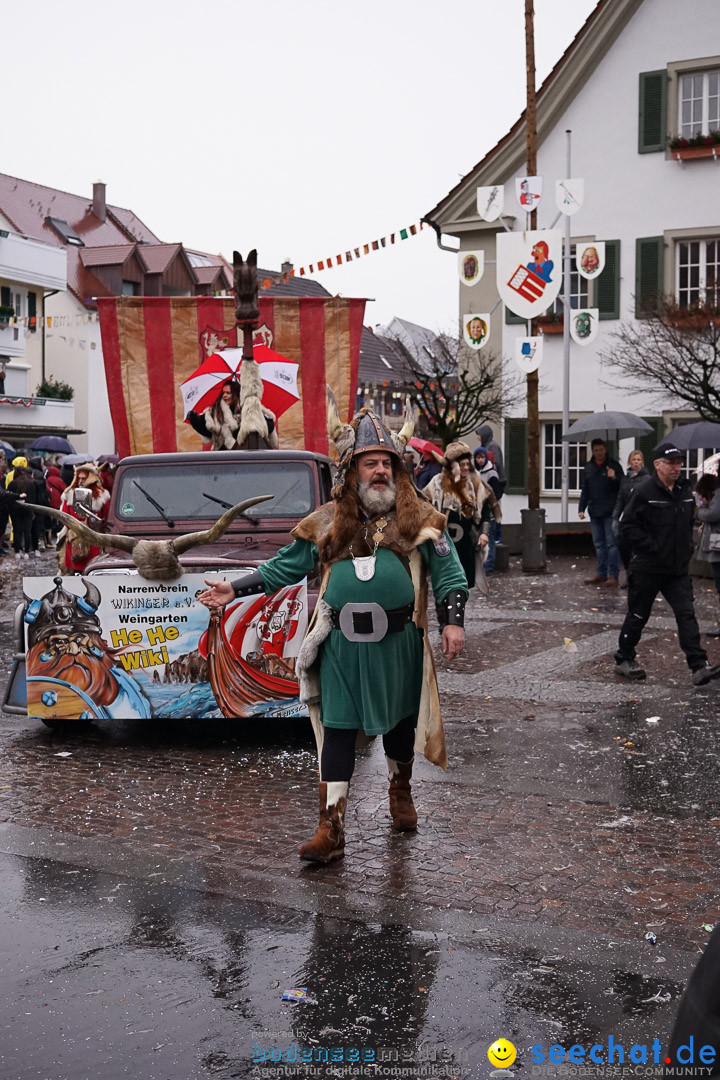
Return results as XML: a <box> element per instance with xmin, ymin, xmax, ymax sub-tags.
<box><xmin>318</xmin><ymin>467</ymin><xmax>361</xmax><ymax>563</ymax></box>
<box><xmin>442</xmin><ymin>468</ymin><xmax>475</xmax><ymax>515</ymax></box>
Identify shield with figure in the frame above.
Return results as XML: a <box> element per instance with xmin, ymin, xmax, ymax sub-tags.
<box><xmin>515</xmin><ymin>337</ymin><xmax>543</xmax><ymax>374</ymax></box>
<box><xmin>569</xmin><ymin>308</ymin><xmax>599</xmax><ymax>347</ymax></box>
<box><xmin>577</xmin><ymin>242</ymin><xmax>605</xmax><ymax>280</ymax></box>
<box><xmin>462</xmin><ymin>313</ymin><xmax>491</xmax><ymax>351</ymax></box>
<box><xmin>497</xmin><ymin>229</ymin><xmax>563</xmax><ymax>320</ymax></box>
<box><xmin>459</xmin><ymin>251</ymin><xmax>484</xmax><ymax>286</ymax></box>
<box><xmin>555</xmin><ymin>179</ymin><xmax>584</xmax><ymax>216</ymax></box>
<box><xmin>476</xmin><ymin>185</ymin><xmax>504</xmax><ymax>222</ymax></box>
<box><xmin>515</xmin><ymin>176</ymin><xmax>543</xmax><ymax>211</ymax></box>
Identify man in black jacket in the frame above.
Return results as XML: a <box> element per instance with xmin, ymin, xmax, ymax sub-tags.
<box><xmin>615</xmin><ymin>441</ymin><xmax>720</xmax><ymax>685</ymax></box>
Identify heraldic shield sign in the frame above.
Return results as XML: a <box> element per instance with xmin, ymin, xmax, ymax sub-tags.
<box><xmin>496</xmin><ymin>229</ymin><xmax>563</xmax><ymax>320</ymax></box>
<box><xmin>555</xmin><ymin>178</ymin><xmax>584</xmax><ymax>216</ymax></box>
<box><xmin>462</xmin><ymin>313</ymin><xmax>491</xmax><ymax>350</ymax></box>
<box><xmin>569</xmin><ymin>308</ymin><xmax>599</xmax><ymax>347</ymax></box>
<box><xmin>459</xmin><ymin>251</ymin><xmax>485</xmax><ymax>286</ymax></box>
<box><xmin>515</xmin><ymin>336</ymin><xmax>543</xmax><ymax>374</ymax></box>
<box><xmin>577</xmin><ymin>241</ymin><xmax>605</xmax><ymax>280</ymax></box>
<box><xmin>476</xmin><ymin>185</ymin><xmax>504</xmax><ymax>222</ymax></box>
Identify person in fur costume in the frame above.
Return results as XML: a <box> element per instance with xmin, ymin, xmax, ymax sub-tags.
<box><xmin>198</xmin><ymin>405</ymin><xmax>468</xmax><ymax>863</ymax></box>
<box><xmin>422</xmin><ymin>441</ymin><xmax>497</xmax><ymax>588</ymax></box>
<box><xmin>58</xmin><ymin>463</ymin><xmax>110</xmax><ymax>574</ymax></box>
<box><xmin>187</xmin><ymin>374</ymin><xmax>279</xmax><ymax>451</ymax></box>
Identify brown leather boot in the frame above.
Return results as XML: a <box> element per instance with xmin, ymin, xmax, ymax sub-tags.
<box><xmin>387</xmin><ymin>757</ymin><xmax>418</xmax><ymax>831</ymax></box>
<box><xmin>299</xmin><ymin>781</ymin><xmax>347</xmax><ymax>863</ymax></box>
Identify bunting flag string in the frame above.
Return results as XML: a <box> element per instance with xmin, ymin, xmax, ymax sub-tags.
<box><xmin>259</xmin><ymin>221</ymin><xmax>424</xmax><ymax>290</ymax></box>
<box><xmin>0</xmin><ymin>312</ymin><xmax>101</xmax><ymax>329</ymax></box>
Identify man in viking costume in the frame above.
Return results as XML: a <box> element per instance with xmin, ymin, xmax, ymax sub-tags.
<box><xmin>198</xmin><ymin>407</ymin><xmax>468</xmax><ymax>863</ymax></box>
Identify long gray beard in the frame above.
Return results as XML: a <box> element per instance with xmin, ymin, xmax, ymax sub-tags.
<box><xmin>358</xmin><ymin>478</ymin><xmax>397</xmax><ymax>515</ymax></box>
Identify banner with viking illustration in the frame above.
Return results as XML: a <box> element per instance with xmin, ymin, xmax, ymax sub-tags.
<box><xmin>97</xmin><ymin>296</ymin><xmax>366</xmax><ymax>458</ymax></box>
<box><xmin>23</xmin><ymin>572</ymin><xmax>308</xmax><ymax>722</ymax></box>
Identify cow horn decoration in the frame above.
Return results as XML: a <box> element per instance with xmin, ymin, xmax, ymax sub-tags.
<box><xmin>23</xmin><ymin>495</ymin><xmax>274</xmax><ymax>581</ymax></box>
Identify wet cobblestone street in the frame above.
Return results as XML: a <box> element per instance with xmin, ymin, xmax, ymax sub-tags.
<box><xmin>2</xmin><ymin>551</ymin><xmax>720</xmax><ymax>950</ymax></box>
<box><xmin>2</xmin><ymin>550</ymin><xmax>720</xmax><ymax>1077</ymax></box>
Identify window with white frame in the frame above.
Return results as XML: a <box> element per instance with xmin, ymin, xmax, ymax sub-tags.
<box><xmin>680</xmin><ymin>446</ymin><xmax>720</xmax><ymax>480</ymax></box>
<box><xmin>11</xmin><ymin>289</ymin><xmax>27</xmax><ymax>319</ymax></box>
<box><xmin>552</xmin><ymin>248</ymin><xmax>589</xmax><ymax>315</ymax></box>
<box><xmin>543</xmin><ymin>422</ymin><xmax>587</xmax><ymax>492</ymax></box>
<box><xmin>679</xmin><ymin>70</ymin><xmax>720</xmax><ymax>138</ymax></box>
<box><xmin>676</xmin><ymin>239</ymin><xmax>720</xmax><ymax>307</ymax></box>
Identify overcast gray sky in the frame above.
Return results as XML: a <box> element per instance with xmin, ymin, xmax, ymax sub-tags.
<box><xmin>5</xmin><ymin>0</ymin><xmax>597</xmax><ymax>330</ymax></box>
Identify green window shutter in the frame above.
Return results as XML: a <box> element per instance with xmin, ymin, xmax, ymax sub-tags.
<box><xmin>635</xmin><ymin>236</ymin><xmax>665</xmax><ymax>318</ymax></box>
<box><xmin>505</xmin><ymin>418</ymin><xmax>528</xmax><ymax>495</ymax></box>
<box><xmin>638</xmin><ymin>69</ymin><xmax>667</xmax><ymax>153</ymax></box>
<box><xmin>27</xmin><ymin>290</ymin><xmax>37</xmax><ymax>332</ymax></box>
<box><xmin>597</xmin><ymin>239</ymin><xmax>621</xmax><ymax>320</ymax></box>
<box><xmin>636</xmin><ymin>417</ymin><xmax>663</xmax><ymax>463</ymax></box>
<box><xmin>504</xmin><ymin>305</ymin><xmax>525</xmax><ymax>325</ymax></box>
<box><xmin>0</xmin><ymin>286</ymin><xmax>10</xmax><ymax>308</ymax></box>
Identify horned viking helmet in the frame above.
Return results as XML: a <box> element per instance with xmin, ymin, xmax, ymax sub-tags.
<box><xmin>24</xmin><ymin>495</ymin><xmax>273</xmax><ymax>581</ymax></box>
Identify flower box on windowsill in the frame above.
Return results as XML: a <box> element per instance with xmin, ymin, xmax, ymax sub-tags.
<box><xmin>537</xmin><ymin>318</ymin><xmax>563</xmax><ymax>334</ymax></box>
<box><xmin>673</xmin><ymin>144</ymin><xmax>719</xmax><ymax>161</ymax></box>
<box><xmin>665</xmin><ymin>311</ymin><xmax>720</xmax><ymax>329</ymax></box>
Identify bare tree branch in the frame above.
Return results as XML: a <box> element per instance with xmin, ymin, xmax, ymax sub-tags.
<box><xmin>387</xmin><ymin>333</ymin><xmax>523</xmax><ymax>447</ymax></box>
<box><xmin>601</xmin><ymin>298</ymin><xmax>720</xmax><ymax>420</ymax></box>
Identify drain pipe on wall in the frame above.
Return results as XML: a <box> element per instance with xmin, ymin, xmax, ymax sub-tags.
<box><xmin>422</xmin><ymin>219</ymin><xmax>460</xmax><ymax>254</ymax></box>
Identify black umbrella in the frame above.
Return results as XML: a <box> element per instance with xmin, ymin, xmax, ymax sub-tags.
<box><xmin>27</xmin><ymin>435</ymin><xmax>76</xmax><ymax>454</ymax></box>
<box><xmin>665</xmin><ymin>421</ymin><xmax>720</xmax><ymax>450</ymax></box>
<box><xmin>562</xmin><ymin>411</ymin><xmax>653</xmax><ymax>442</ymax></box>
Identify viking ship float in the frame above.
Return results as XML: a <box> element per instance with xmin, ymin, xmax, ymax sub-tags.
<box><xmin>200</xmin><ymin>588</ymin><xmax>304</xmax><ymax>718</ymax></box>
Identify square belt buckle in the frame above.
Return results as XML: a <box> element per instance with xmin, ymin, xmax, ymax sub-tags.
<box><xmin>337</xmin><ymin>602</ymin><xmax>389</xmax><ymax>643</ymax></box>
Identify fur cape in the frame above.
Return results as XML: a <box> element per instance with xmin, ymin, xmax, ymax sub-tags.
<box><xmin>293</xmin><ymin>480</ymin><xmax>450</xmax><ymax>770</ymax></box>
<box><xmin>422</xmin><ymin>470</ymin><xmax>480</xmax><ymax>523</ymax></box>
<box><xmin>203</xmin><ymin>394</ymin><xmax>279</xmax><ymax>451</ymax></box>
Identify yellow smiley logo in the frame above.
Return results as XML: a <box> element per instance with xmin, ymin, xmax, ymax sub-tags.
<box><xmin>488</xmin><ymin>1039</ymin><xmax>517</xmax><ymax>1068</ymax></box>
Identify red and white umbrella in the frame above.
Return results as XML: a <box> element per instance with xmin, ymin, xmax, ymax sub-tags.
<box><xmin>180</xmin><ymin>345</ymin><xmax>299</xmax><ymax>420</ymax></box>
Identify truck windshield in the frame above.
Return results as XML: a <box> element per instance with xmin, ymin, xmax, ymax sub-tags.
<box><xmin>113</xmin><ymin>461</ymin><xmax>315</xmax><ymax>522</ymax></box>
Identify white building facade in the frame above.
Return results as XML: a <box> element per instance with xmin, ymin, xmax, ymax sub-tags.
<box><xmin>425</xmin><ymin>0</ymin><xmax>720</xmax><ymax>523</ymax></box>
<box><xmin>0</xmin><ymin>211</ymin><xmax>70</xmax><ymax>447</ymax></box>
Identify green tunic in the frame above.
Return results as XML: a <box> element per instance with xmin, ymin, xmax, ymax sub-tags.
<box><xmin>258</xmin><ymin>534</ymin><xmax>467</xmax><ymax>736</ymax></box>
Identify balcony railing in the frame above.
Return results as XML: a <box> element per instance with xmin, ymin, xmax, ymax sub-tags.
<box><xmin>0</xmin><ymin>395</ymin><xmax>75</xmax><ymax>431</ymax></box>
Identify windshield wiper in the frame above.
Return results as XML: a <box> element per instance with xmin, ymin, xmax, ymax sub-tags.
<box><xmin>202</xmin><ymin>491</ymin><xmax>258</xmax><ymax>526</ymax></box>
<box><xmin>132</xmin><ymin>481</ymin><xmax>175</xmax><ymax>528</ymax></box>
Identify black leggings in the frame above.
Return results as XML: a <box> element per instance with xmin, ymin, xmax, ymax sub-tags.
<box><xmin>10</xmin><ymin>510</ymin><xmax>33</xmax><ymax>554</ymax></box>
<box><xmin>320</xmin><ymin>715</ymin><xmax>417</xmax><ymax>782</ymax></box>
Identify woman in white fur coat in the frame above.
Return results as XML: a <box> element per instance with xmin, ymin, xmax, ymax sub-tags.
<box><xmin>188</xmin><ymin>372</ymin><xmax>279</xmax><ymax>451</ymax></box>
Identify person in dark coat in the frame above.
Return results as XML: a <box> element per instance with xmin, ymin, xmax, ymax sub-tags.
<box><xmin>8</xmin><ymin>466</ymin><xmax>38</xmax><ymax>561</ymax></box>
<box><xmin>28</xmin><ymin>455</ymin><xmax>51</xmax><ymax>550</ymax></box>
<box><xmin>615</xmin><ymin>441</ymin><xmax>720</xmax><ymax>685</ymax></box>
<box><xmin>665</xmin><ymin>923</ymin><xmax>720</xmax><ymax>1075</ymax></box>
<box><xmin>612</xmin><ymin>449</ymin><xmax>650</xmax><ymax>582</ymax></box>
<box><xmin>695</xmin><ymin>472</ymin><xmax>720</xmax><ymax>637</ymax></box>
<box><xmin>578</xmin><ymin>438</ymin><xmax>624</xmax><ymax>585</ymax></box>
<box><xmin>475</xmin><ymin>423</ymin><xmax>505</xmax><ymax>483</ymax></box>
<box><xmin>415</xmin><ymin>451</ymin><xmax>442</xmax><ymax>490</ymax></box>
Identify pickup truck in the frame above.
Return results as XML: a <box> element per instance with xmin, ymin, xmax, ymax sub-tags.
<box><xmin>5</xmin><ymin>449</ymin><xmax>334</xmax><ymax>727</ymax></box>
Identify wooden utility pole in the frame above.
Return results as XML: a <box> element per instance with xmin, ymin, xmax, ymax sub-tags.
<box><xmin>524</xmin><ymin>0</ymin><xmax>540</xmax><ymax>510</ymax></box>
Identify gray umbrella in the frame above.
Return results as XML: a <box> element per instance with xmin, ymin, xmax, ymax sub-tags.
<box><xmin>665</xmin><ymin>421</ymin><xmax>720</xmax><ymax>450</ymax></box>
<box><xmin>562</xmin><ymin>411</ymin><xmax>653</xmax><ymax>442</ymax></box>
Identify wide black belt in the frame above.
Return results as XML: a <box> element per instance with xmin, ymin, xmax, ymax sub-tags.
<box><xmin>328</xmin><ymin>602</ymin><xmax>414</xmax><ymax>642</ymax></box>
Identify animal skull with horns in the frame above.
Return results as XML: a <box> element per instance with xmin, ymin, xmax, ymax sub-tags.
<box><xmin>24</xmin><ymin>495</ymin><xmax>274</xmax><ymax>581</ymax></box>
